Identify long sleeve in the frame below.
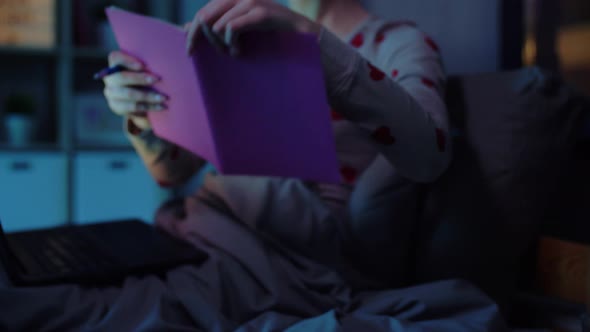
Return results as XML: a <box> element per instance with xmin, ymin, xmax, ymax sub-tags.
<box><xmin>124</xmin><ymin>117</ymin><xmax>206</xmax><ymax>188</ymax></box>
<box><xmin>319</xmin><ymin>24</ymin><xmax>452</xmax><ymax>183</ymax></box>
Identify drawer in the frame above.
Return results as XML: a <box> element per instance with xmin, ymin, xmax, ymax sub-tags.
<box><xmin>0</xmin><ymin>153</ymin><xmax>67</xmax><ymax>232</ymax></box>
<box><xmin>73</xmin><ymin>152</ymin><xmax>169</xmax><ymax>224</ymax></box>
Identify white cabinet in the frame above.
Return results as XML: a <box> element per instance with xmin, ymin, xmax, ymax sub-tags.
<box><xmin>73</xmin><ymin>152</ymin><xmax>169</xmax><ymax>224</ymax></box>
<box><xmin>0</xmin><ymin>153</ymin><xmax>67</xmax><ymax>232</ymax></box>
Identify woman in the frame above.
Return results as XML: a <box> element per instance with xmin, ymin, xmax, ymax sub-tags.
<box><xmin>105</xmin><ymin>0</ymin><xmax>452</xmax><ymax>281</ymax></box>
<box><xmin>0</xmin><ymin>1</ymin><xmax>506</xmax><ymax>331</ymax></box>
<box><xmin>105</xmin><ymin>0</ymin><xmax>469</xmax><ymax>308</ymax></box>
<box><xmin>104</xmin><ymin>0</ymin><xmax>451</xmax><ymax>256</ymax></box>
<box><xmin>105</xmin><ymin>0</ymin><xmax>450</xmax><ymax>187</ymax></box>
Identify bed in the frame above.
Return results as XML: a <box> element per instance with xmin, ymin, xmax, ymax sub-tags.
<box><xmin>0</xmin><ymin>1</ymin><xmax>526</xmax><ymax>331</ymax></box>
<box><xmin>0</xmin><ymin>186</ymin><xmax>506</xmax><ymax>331</ymax></box>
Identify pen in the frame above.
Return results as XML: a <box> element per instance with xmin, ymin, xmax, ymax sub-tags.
<box><xmin>93</xmin><ymin>64</ymin><xmax>128</xmax><ymax>80</ymax></box>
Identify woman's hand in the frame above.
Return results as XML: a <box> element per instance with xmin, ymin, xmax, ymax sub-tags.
<box><xmin>186</xmin><ymin>0</ymin><xmax>321</xmax><ymax>55</ymax></box>
<box><xmin>103</xmin><ymin>51</ymin><xmax>168</xmax><ymax>131</ymax></box>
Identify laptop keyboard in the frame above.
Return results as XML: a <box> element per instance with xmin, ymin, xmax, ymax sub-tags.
<box><xmin>11</xmin><ymin>230</ymin><xmax>118</xmax><ymax>276</ymax></box>
<box><xmin>3</xmin><ymin>220</ymin><xmax>210</xmax><ymax>285</ymax></box>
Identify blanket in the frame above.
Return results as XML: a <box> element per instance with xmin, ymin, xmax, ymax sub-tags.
<box><xmin>0</xmin><ymin>176</ymin><xmax>507</xmax><ymax>331</ymax></box>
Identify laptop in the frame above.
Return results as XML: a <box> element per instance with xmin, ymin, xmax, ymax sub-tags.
<box><xmin>0</xmin><ymin>218</ymin><xmax>208</xmax><ymax>286</ymax></box>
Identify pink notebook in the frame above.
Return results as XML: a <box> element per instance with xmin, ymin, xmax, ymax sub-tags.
<box><xmin>106</xmin><ymin>7</ymin><xmax>340</xmax><ymax>183</ymax></box>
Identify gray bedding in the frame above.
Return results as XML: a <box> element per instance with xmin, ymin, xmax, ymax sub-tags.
<box><xmin>0</xmin><ymin>176</ymin><xmax>508</xmax><ymax>331</ymax></box>
<box><xmin>0</xmin><ymin>257</ymin><xmax>506</xmax><ymax>331</ymax></box>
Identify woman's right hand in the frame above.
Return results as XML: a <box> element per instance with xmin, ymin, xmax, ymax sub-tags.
<box><xmin>103</xmin><ymin>51</ymin><xmax>168</xmax><ymax>131</ymax></box>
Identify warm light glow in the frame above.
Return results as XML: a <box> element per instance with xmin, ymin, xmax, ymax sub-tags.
<box><xmin>523</xmin><ymin>34</ymin><xmax>537</xmax><ymax>66</ymax></box>
<box><xmin>557</xmin><ymin>23</ymin><xmax>590</xmax><ymax>69</ymax></box>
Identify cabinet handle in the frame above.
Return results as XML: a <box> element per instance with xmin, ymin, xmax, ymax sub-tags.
<box><xmin>109</xmin><ymin>160</ymin><xmax>129</xmax><ymax>170</ymax></box>
<box><xmin>11</xmin><ymin>161</ymin><xmax>31</xmax><ymax>171</ymax></box>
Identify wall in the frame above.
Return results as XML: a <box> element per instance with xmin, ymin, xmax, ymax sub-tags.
<box><xmin>177</xmin><ymin>0</ymin><xmax>210</xmax><ymax>24</ymax></box>
<box><xmin>360</xmin><ymin>0</ymin><xmax>502</xmax><ymax>75</ymax></box>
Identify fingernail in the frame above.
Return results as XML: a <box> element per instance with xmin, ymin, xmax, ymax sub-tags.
<box><xmin>148</xmin><ymin>75</ymin><xmax>161</xmax><ymax>83</ymax></box>
<box><xmin>225</xmin><ymin>26</ymin><xmax>233</xmax><ymax>47</ymax></box>
<box><xmin>129</xmin><ymin>62</ymin><xmax>143</xmax><ymax>70</ymax></box>
<box><xmin>152</xmin><ymin>93</ymin><xmax>165</xmax><ymax>102</ymax></box>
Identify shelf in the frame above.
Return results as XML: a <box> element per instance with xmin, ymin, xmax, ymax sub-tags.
<box><xmin>0</xmin><ymin>2</ymin><xmax>181</xmax><ymax>228</ymax></box>
<box><xmin>0</xmin><ymin>144</ymin><xmax>138</xmax><ymax>153</ymax></box>
<box><xmin>0</xmin><ymin>143</ymin><xmax>61</xmax><ymax>152</ymax></box>
<box><xmin>75</xmin><ymin>144</ymin><xmax>135</xmax><ymax>152</ymax></box>
<box><xmin>0</xmin><ymin>46</ymin><xmax>59</xmax><ymax>57</ymax></box>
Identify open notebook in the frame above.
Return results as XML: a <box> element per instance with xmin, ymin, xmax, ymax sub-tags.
<box><xmin>106</xmin><ymin>7</ymin><xmax>340</xmax><ymax>183</ymax></box>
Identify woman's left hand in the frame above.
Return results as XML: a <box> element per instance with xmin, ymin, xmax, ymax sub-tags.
<box><xmin>186</xmin><ymin>0</ymin><xmax>321</xmax><ymax>55</ymax></box>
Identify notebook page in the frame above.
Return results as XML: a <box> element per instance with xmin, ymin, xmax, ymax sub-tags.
<box><xmin>106</xmin><ymin>7</ymin><xmax>219</xmax><ymax>166</ymax></box>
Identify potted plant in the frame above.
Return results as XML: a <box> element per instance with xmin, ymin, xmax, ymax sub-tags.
<box><xmin>3</xmin><ymin>93</ymin><xmax>36</xmax><ymax>146</ymax></box>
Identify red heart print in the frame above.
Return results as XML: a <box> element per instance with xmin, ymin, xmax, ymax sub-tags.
<box><xmin>331</xmin><ymin>110</ymin><xmax>344</xmax><ymax>121</ymax></box>
<box><xmin>340</xmin><ymin>166</ymin><xmax>358</xmax><ymax>183</ymax></box>
<box><xmin>421</xmin><ymin>77</ymin><xmax>436</xmax><ymax>88</ymax></box>
<box><xmin>435</xmin><ymin>128</ymin><xmax>446</xmax><ymax>152</ymax></box>
<box><xmin>371</xmin><ymin>126</ymin><xmax>396</xmax><ymax>145</ymax></box>
<box><xmin>368</xmin><ymin>63</ymin><xmax>385</xmax><ymax>81</ymax></box>
<box><xmin>375</xmin><ymin>22</ymin><xmax>414</xmax><ymax>44</ymax></box>
<box><xmin>351</xmin><ymin>33</ymin><xmax>364</xmax><ymax>48</ymax></box>
<box><xmin>391</xmin><ymin>69</ymin><xmax>399</xmax><ymax>78</ymax></box>
<box><xmin>424</xmin><ymin>36</ymin><xmax>440</xmax><ymax>52</ymax></box>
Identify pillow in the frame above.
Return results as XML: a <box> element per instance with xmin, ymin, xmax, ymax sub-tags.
<box><xmin>413</xmin><ymin>67</ymin><xmax>585</xmax><ymax>309</ymax></box>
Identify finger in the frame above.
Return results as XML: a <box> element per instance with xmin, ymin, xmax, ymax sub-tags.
<box><xmin>103</xmin><ymin>71</ymin><xmax>159</xmax><ymax>87</ymax></box>
<box><xmin>128</xmin><ymin>115</ymin><xmax>151</xmax><ymax>130</ymax></box>
<box><xmin>196</xmin><ymin>0</ymin><xmax>236</xmax><ymax>26</ymax></box>
<box><xmin>130</xmin><ymin>111</ymin><xmax>148</xmax><ymax>118</ymax></box>
<box><xmin>185</xmin><ymin>16</ymin><xmax>201</xmax><ymax>54</ymax></box>
<box><xmin>183</xmin><ymin>21</ymin><xmax>192</xmax><ymax>31</ymax></box>
<box><xmin>108</xmin><ymin>99</ymin><xmax>166</xmax><ymax>117</ymax></box>
<box><xmin>108</xmin><ymin>51</ymin><xmax>144</xmax><ymax>70</ymax></box>
<box><xmin>187</xmin><ymin>0</ymin><xmax>235</xmax><ymax>54</ymax></box>
<box><xmin>224</xmin><ymin>7</ymin><xmax>272</xmax><ymax>55</ymax></box>
<box><xmin>228</xmin><ymin>6</ymin><xmax>284</xmax><ymax>33</ymax></box>
<box><xmin>104</xmin><ymin>86</ymin><xmax>168</xmax><ymax>104</ymax></box>
<box><xmin>211</xmin><ymin>0</ymin><xmax>253</xmax><ymax>33</ymax></box>
<box><xmin>199</xmin><ymin>22</ymin><xmax>229</xmax><ymax>54</ymax></box>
